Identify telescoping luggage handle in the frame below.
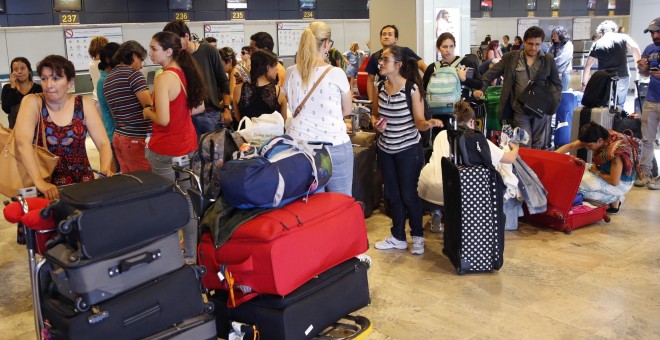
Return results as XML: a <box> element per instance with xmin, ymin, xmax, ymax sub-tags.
<box><xmin>608</xmin><ymin>75</ymin><xmax>620</xmax><ymax>113</ymax></box>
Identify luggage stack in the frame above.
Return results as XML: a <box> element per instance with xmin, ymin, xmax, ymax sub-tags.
<box><xmin>572</xmin><ymin>71</ymin><xmax>620</xmax><ymax>162</ymax></box>
<box><xmin>36</xmin><ymin>171</ymin><xmax>216</xmax><ymax>339</ymax></box>
<box><xmin>197</xmin><ymin>192</ymin><xmax>371</xmax><ymax>339</ymax></box>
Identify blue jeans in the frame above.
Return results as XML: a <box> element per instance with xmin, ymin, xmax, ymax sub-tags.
<box><xmin>561</xmin><ymin>72</ymin><xmax>570</xmax><ymax>91</ymax></box>
<box><xmin>145</xmin><ymin>148</ymin><xmax>198</xmax><ymax>259</ymax></box>
<box><xmin>324</xmin><ymin>141</ymin><xmax>354</xmax><ymax>196</ymax></box>
<box><xmin>192</xmin><ymin>109</ymin><xmax>222</xmax><ymax>140</ymax></box>
<box><xmin>615</xmin><ymin>76</ymin><xmax>629</xmax><ymax>108</ymax></box>
<box><xmin>378</xmin><ymin>143</ymin><xmax>424</xmax><ymax>241</ymax></box>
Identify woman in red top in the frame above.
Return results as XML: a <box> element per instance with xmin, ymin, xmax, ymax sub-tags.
<box><xmin>143</xmin><ymin>31</ymin><xmax>206</xmax><ymax>263</ymax></box>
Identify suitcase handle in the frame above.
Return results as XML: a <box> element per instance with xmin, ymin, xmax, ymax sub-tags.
<box><xmin>108</xmin><ymin>249</ymin><xmax>162</xmax><ymax>277</ymax></box>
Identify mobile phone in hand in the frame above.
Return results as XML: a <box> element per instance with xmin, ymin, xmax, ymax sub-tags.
<box><xmin>375</xmin><ymin>117</ymin><xmax>387</xmax><ymax>129</ymax></box>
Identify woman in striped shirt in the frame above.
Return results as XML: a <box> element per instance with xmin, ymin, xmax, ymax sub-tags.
<box><xmin>372</xmin><ymin>45</ymin><xmax>443</xmax><ymax>256</ymax></box>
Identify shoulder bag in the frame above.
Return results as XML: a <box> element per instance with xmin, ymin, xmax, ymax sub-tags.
<box><xmin>518</xmin><ymin>57</ymin><xmax>555</xmax><ymax>118</ymax></box>
<box><xmin>0</xmin><ymin>94</ymin><xmax>59</xmax><ymax>197</ymax></box>
<box><xmin>293</xmin><ymin>66</ymin><xmax>332</xmax><ymax>118</ymax></box>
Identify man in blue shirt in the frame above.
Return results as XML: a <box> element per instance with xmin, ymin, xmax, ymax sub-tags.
<box><xmin>635</xmin><ymin>17</ymin><xmax>660</xmax><ymax>189</ymax></box>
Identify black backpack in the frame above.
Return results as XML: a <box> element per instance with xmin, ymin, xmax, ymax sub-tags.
<box><xmin>377</xmin><ymin>80</ymin><xmax>432</xmax><ymax>148</ymax></box>
<box><xmin>582</xmin><ymin>69</ymin><xmax>617</xmax><ymax>108</ymax></box>
<box><xmin>446</xmin><ymin>126</ymin><xmax>493</xmax><ymax>168</ymax></box>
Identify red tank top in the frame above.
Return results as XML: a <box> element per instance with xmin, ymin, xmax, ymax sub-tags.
<box><xmin>148</xmin><ymin>67</ymin><xmax>197</xmax><ymax>156</ymax></box>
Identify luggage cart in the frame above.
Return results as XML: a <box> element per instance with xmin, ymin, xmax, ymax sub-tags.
<box><xmin>3</xmin><ymin>195</ymin><xmax>54</xmax><ymax>339</ymax></box>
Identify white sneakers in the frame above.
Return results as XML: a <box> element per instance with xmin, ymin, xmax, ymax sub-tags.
<box><xmin>374</xmin><ymin>236</ymin><xmax>407</xmax><ymax>250</ymax></box>
<box><xmin>411</xmin><ymin>236</ymin><xmax>425</xmax><ymax>255</ymax></box>
<box><xmin>374</xmin><ymin>235</ymin><xmax>425</xmax><ymax>255</ymax></box>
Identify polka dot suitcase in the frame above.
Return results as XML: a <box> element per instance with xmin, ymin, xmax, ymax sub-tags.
<box><xmin>440</xmin><ymin>129</ymin><xmax>505</xmax><ymax>275</ymax></box>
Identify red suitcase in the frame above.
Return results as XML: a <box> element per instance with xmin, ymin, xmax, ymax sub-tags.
<box><xmin>355</xmin><ymin>56</ymin><xmax>370</xmax><ymax>99</ymax></box>
<box><xmin>198</xmin><ymin>192</ymin><xmax>368</xmax><ymax>305</ymax></box>
<box><xmin>519</xmin><ymin>148</ymin><xmax>610</xmax><ymax>233</ymax></box>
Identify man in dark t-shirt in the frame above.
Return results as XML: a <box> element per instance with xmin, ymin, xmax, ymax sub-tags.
<box><xmin>581</xmin><ymin>20</ymin><xmax>641</xmax><ymax>107</ymax></box>
<box><xmin>365</xmin><ymin>25</ymin><xmax>426</xmax><ymax>107</ymax></box>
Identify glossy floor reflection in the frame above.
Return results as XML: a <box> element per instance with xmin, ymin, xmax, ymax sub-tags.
<box><xmin>1</xmin><ymin>142</ymin><xmax>659</xmax><ymax>340</ymax></box>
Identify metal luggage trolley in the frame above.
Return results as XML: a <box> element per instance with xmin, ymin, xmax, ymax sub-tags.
<box><xmin>3</xmin><ymin>195</ymin><xmax>55</xmax><ymax>339</ymax></box>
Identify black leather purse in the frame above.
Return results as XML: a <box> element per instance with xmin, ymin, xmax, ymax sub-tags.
<box><xmin>518</xmin><ymin>60</ymin><xmax>555</xmax><ymax>118</ymax></box>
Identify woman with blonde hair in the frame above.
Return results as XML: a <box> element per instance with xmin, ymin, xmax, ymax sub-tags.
<box><xmin>283</xmin><ymin>21</ymin><xmax>353</xmax><ymax>196</ymax></box>
<box><xmin>344</xmin><ymin>42</ymin><xmax>364</xmax><ymax>91</ymax></box>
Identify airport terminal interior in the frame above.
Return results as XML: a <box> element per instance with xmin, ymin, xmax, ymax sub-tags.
<box><xmin>1</xmin><ymin>94</ymin><xmax>659</xmax><ymax>338</ymax></box>
<box><xmin>1</xmin><ymin>0</ymin><xmax>660</xmax><ymax>338</ymax></box>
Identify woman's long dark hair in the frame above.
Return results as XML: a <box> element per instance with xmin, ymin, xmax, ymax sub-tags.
<box><xmin>152</xmin><ymin>31</ymin><xmax>207</xmax><ymax>109</ymax></box>
<box><xmin>249</xmin><ymin>49</ymin><xmax>278</xmax><ymax>84</ymax></box>
<box><xmin>385</xmin><ymin>45</ymin><xmax>425</xmax><ymax>99</ymax></box>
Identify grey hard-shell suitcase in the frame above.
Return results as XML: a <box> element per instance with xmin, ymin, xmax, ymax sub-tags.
<box><xmin>45</xmin><ymin>232</ymin><xmax>183</xmax><ymax>311</ymax></box>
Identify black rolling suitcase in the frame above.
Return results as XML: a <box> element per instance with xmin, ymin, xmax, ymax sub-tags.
<box><xmin>351</xmin><ymin>132</ymin><xmax>383</xmax><ymax>217</ymax></box>
<box><xmin>441</xmin><ymin>127</ymin><xmax>505</xmax><ymax>274</ymax></box>
<box><xmin>142</xmin><ymin>313</ymin><xmax>217</xmax><ymax>340</ymax></box>
<box><xmin>41</xmin><ymin>265</ymin><xmax>214</xmax><ymax>340</ymax></box>
<box><xmin>212</xmin><ymin>258</ymin><xmax>370</xmax><ymax>340</ymax></box>
<box><xmin>352</xmin><ymin>145</ymin><xmax>382</xmax><ymax>217</ymax></box>
<box><xmin>45</xmin><ymin>231</ymin><xmax>184</xmax><ymax>311</ymax></box>
<box><xmin>44</xmin><ymin>171</ymin><xmax>190</xmax><ymax>259</ymax></box>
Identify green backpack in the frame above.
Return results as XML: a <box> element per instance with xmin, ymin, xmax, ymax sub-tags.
<box><xmin>426</xmin><ymin>57</ymin><xmax>463</xmax><ymax>114</ymax></box>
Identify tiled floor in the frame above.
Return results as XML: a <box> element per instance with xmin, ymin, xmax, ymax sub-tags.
<box><xmin>1</xmin><ymin>97</ymin><xmax>659</xmax><ymax>339</ymax></box>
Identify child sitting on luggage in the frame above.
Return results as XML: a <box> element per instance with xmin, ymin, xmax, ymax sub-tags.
<box><xmin>417</xmin><ymin>101</ymin><xmax>520</xmax><ymax>232</ymax></box>
<box><xmin>555</xmin><ymin>122</ymin><xmax>643</xmax><ymax>214</ymax></box>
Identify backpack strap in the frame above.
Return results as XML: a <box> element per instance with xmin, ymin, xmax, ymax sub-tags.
<box><xmin>450</xmin><ymin>56</ymin><xmax>463</xmax><ymax>68</ymax></box>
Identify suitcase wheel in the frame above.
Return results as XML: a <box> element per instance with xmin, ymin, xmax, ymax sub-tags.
<box><xmin>75</xmin><ymin>297</ymin><xmax>90</xmax><ymax>312</ymax></box>
<box><xmin>203</xmin><ymin>302</ymin><xmax>215</xmax><ymax>314</ymax></box>
<box><xmin>456</xmin><ymin>268</ymin><xmax>465</xmax><ymax>275</ymax></box>
<box><xmin>603</xmin><ymin>214</ymin><xmax>611</xmax><ymax>223</ymax></box>
<box><xmin>58</xmin><ymin>211</ymin><xmax>81</xmax><ymax>234</ymax></box>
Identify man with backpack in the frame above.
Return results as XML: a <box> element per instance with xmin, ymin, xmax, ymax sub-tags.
<box><xmin>474</xmin><ymin>26</ymin><xmax>562</xmax><ymax>149</ymax></box>
<box><xmin>581</xmin><ymin>20</ymin><xmax>641</xmax><ymax>108</ymax></box>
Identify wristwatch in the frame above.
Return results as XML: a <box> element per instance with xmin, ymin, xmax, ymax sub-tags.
<box><xmin>143</xmin><ymin>104</ymin><xmax>153</xmax><ymax>109</ymax></box>
<box><xmin>223</xmin><ymin>105</ymin><xmax>232</xmax><ymax>111</ymax></box>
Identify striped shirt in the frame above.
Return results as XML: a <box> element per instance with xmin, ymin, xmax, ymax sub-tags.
<box><xmin>376</xmin><ymin>83</ymin><xmax>421</xmax><ymax>153</ymax></box>
<box><xmin>103</xmin><ymin>66</ymin><xmax>152</xmax><ymax>138</ymax></box>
